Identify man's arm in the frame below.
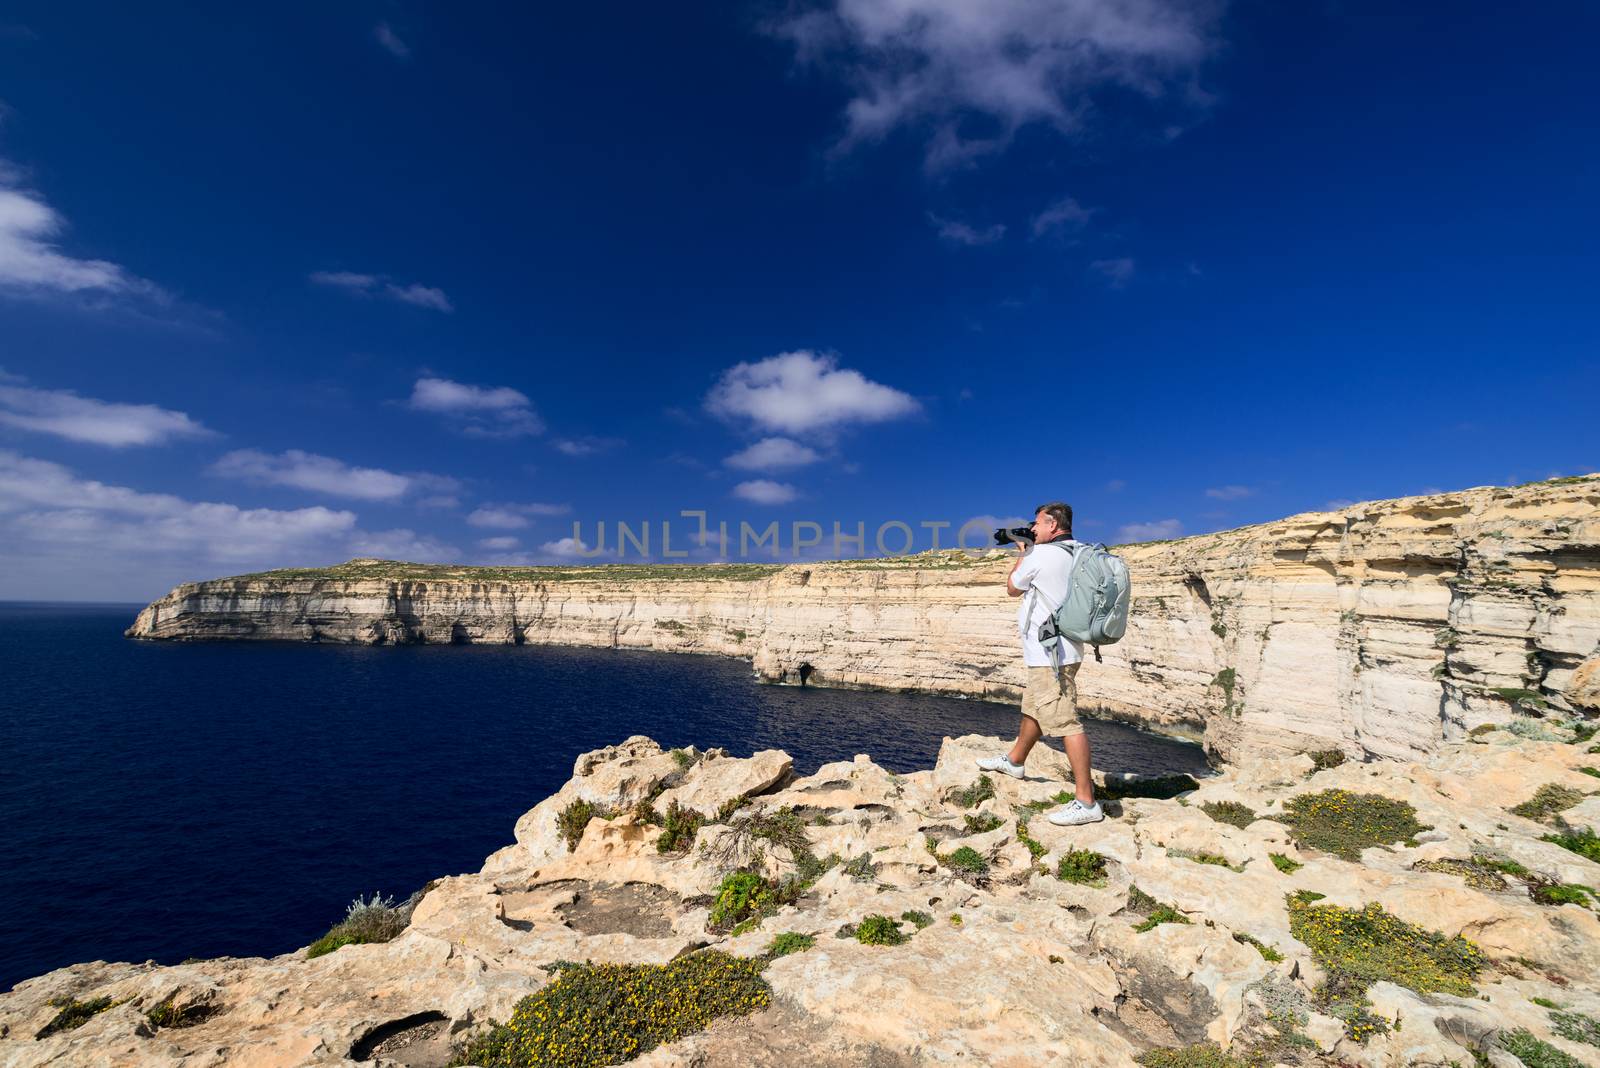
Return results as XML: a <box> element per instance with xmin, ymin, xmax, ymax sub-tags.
<box><xmin>1006</xmin><ymin>546</ymin><xmax>1028</xmax><ymax>598</ymax></box>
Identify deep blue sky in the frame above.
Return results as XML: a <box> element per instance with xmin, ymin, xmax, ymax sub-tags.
<box><xmin>1</xmin><ymin>2</ymin><xmax>1596</xmax><ymax>600</ymax></box>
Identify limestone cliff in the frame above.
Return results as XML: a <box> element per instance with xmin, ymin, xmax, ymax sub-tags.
<box><xmin>127</xmin><ymin>476</ymin><xmax>1600</xmax><ymax>761</ymax></box>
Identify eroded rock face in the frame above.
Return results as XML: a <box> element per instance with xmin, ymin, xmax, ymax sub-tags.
<box><xmin>124</xmin><ymin>477</ymin><xmax>1600</xmax><ymax>761</ymax></box>
<box><xmin>4</xmin><ymin>731</ymin><xmax>1597</xmax><ymax>1068</ymax></box>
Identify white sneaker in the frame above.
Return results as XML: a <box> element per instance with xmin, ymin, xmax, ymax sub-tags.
<box><xmin>1046</xmin><ymin>799</ymin><xmax>1104</xmax><ymax>826</ymax></box>
<box><xmin>974</xmin><ymin>753</ymin><xmax>1026</xmax><ymax>780</ymax></box>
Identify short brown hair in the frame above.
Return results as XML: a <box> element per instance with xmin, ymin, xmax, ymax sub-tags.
<box><xmin>1034</xmin><ymin>501</ymin><xmax>1073</xmax><ymax>538</ymax></box>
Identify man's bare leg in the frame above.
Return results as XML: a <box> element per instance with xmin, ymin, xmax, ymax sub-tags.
<box><xmin>1064</xmin><ymin>733</ymin><xmax>1094</xmax><ymax>805</ymax></box>
<box><xmin>1007</xmin><ymin>715</ymin><xmax>1042</xmax><ymax>766</ymax></box>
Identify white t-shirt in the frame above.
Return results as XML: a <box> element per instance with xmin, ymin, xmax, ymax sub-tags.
<box><xmin>1011</xmin><ymin>539</ymin><xmax>1085</xmax><ymax>667</ymax></box>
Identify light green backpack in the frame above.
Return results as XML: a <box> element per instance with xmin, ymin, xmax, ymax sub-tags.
<box><xmin>1035</xmin><ymin>540</ymin><xmax>1131</xmax><ymax>662</ymax></box>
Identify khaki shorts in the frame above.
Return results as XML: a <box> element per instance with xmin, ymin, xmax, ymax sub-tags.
<box><xmin>1022</xmin><ymin>662</ymin><xmax>1083</xmax><ymax>737</ymax></box>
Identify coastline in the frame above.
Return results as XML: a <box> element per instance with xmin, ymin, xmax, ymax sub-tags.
<box><xmin>124</xmin><ymin>475</ymin><xmax>1600</xmax><ymax>763</ymax></box>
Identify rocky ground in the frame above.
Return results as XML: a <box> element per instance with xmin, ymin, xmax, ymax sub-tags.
<box><xmin>4</xmin><ymin>726</ymin><xmax>1600</xmax><ymax>1068</ymax></box>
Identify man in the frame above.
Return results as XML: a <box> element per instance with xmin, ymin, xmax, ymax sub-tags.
<box><xmin>975</xmin><ymin>501</ymin><xmax>1104</xmax><ymax>826</ymax></box>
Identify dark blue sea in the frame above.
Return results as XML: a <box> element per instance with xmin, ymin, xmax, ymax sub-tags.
<box><xmin>0</xmin><ymin>602</ymin><xmax>1208</xmax><ymax>991</ymax></box>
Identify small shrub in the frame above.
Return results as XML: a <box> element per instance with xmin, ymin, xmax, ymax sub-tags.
<box><xmin>701</xmin><ymin>806</ymin><xmax>809</xmax><ymax>870</ymax></box>
<box><xmin>708</xmin><ymin>871</ymin><xmax>781</xmax><ymax>932</ymax></box>
<box><xmin>763</xmin><ymin>932</ymin><xmax>815</xmax><ymax>959</ymax></box>
<box><xmin>144</xmin><ymin>996</ymin><xmax>214</xmax><ymax>1030</ymax></box>
<box><xmin>1495</xmin><ymin>687</ymin><xmax>1549</xmax><ymax>709</ymax></box>
<box><xmin>1201</xmin><ymin>800</ymin><xmax>1257</xmax><ymax>829</ymax></box>
<box><xmin>716</xmin><ymin>795</ymin><xmax>751</xmax><ymax>820</ymax></box>
<box><xmin>1016</xmin><ymin>789</ymin><xmax>1074</xmax><ymax>816</ymax></box>
<box><xmin>1413</xmin><ymin>858</ymin><xmax>1507</xmax><ymax>891</ymax></box>
<box><xmin>1170</xmin><ymin>848</ymin><xmax>1244</xmax><ymax>872</ymax></box>
<box><xmin>854</xmin><ymin>914</ymin><xmax>908</xmax><ymax>946</ymax></box>
<box><xmin>1056</xmin><ymin>848</ymin><xmax>1108</xmax><ymax>885</ymax></box>
<box><xmin>1500</xmin><ymin>1028</ymin><xmax>1586</xmax><ymax>1068</ymax></box>
<box><xmin>1532</xmin><ymin>996</ymin><xmax>1561</xmax><ymax>1009</ymax></box>
<box><xmin>1269</xmin><ymin>853</ymin><xmax>1303</xmax><ymax>874</ymax></box>
<box><xmin>1510</xmin><ymin>783</ymin><xmax>1586</xmax><ymax>821</ymax></box>
<box><xmin>1579</xmin><ymin>767</ymin><xmax>1600</xmax><ymax>780</ymax></box>
<box><xmin>1232</xmin><ymin>931</ymin><xmax>1284</xmax><ymax>962</ymax></box>
<box><xmin>1282</xmin><ymin>789</ymin><xmax>1427</xmax><ymax>860</ymax></box>
<box><xmin>949</xmin><ymin>913</ymin><xmax>963</xmax><ymax>927</ymax></box>
<box><xmin>1475</xmin><ymin>852</ymin><xmax>1532</xmax><ymax>879</ymax></box>
<box><xmin>308</xmin><ymin>892</ymin><xmax>412</xmax><ymax>959</ymax></box>
<box><xmin>1542</xmin><ymin>827</ymin><xmax>1600</xmax><ymax>862</ymax></box>
<box><xmin>1309</xmin><ymin>749</ymin><xmax>1347</xmax><ymax>771</ymax></box>
<box><xmin>1137</xmin><ymin>1044</ymin><xmax>1246</xmax><ymax>1068</ymax></box>
<box><xmin>1015</xmin><ymin>819</ymin><xmax>1047</xmax><ymax>862</ymax></box>
<box><xmin>1134</xmin><ymin>906</ymin><xmax>1190</xmax><ymax>933</ymax></box>
<box><xmin>1286</xmin><ymin>890</ymin><xmax>1483</xmax><ymax>1039</ymax></box>
<box><xmin>1530</xmin><ymin>883</ymin><xmax>1593</xmax><ymax>908</ymax></box>
<box><xmin>963</xmin><ymin>812</ymin><xmax>1004</xmax><ymax>835</ymax></box>
<box><xmin>900</xmin><ymin>909</ymin><xmax>934</xmax><ymax>929</ymax></box>
<box><xmin>450</xmin><ymin>951</ymin><xmax>768</xmax><ymax>1067</ymax></box>
<box><xmin>1550</xmin><ymin>1009</ymin><xmax>1600</xmax><ymax>1049</ymax></box>
<box><xmin>948</xmin><ymin>775</ymin><xmax>996</xmax><ymax>809</ymax></box>
<box><xmin>943</xmin><ymin>845</ymin><xmax>989</xmax><ymax>877</ymax></box>
<box><xmin>556</xmin><ymin>799</ymin><xmax>605</xmax><ymax>852</ymax></box>
<box><xmin>669</xmin><ymin>747</ymin><xmax>694</xmax><ymax>770</ymax></box>
<box><xmin>655</xmin><ymin>800</ymin><xmax>703</xmax><ymax>855</ymax></box>
<box><xmin>35</xmin><ymin>996</ymin><xmax>116</xmax><ymax>1039</ymax></box>
<box><xmin>1508</xmin><ymin>716</ymin><xmax>1564</xmax><ymax>741</ymax></box>
<box><xmin>1468</xmin><ymin>723</ymin><xmax>1502</xmax><ymax>738</ymax></box>
<box><xmin>1127</xmin><ymin>884</ymin><xmax>1189</xmax><ymax>932</ymax></box>
<box><xmin>841</xmin><ymin>854</ymin><xmax>878</xmax><ymax>882</ymax></box>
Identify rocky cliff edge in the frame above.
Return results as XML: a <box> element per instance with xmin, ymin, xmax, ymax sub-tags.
<box><xmin>4</xmin><ymin>727</ymin><xmax>1600</xmax><ymax>1067</ymax></box>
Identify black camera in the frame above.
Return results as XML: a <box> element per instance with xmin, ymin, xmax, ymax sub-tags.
<box><xmin>993</xmin><ymin>525</ymin><xmax>1036</xmax><ymax>546</ymax></box>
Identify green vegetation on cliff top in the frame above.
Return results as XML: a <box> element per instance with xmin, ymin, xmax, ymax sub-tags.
<box><xmin>227</xmin><ymin>558</ymin><xmax>788</xmax><ymax>583</ymax></box>
<box><xmin>217</xmin><ymin>550</ymin><xmax>1013</xmax><ymax>584</ymax></box>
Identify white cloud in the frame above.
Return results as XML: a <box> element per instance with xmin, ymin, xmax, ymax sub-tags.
<box><xmin>210</xmin><ymin>448</ymin><xmax>459</xmax><ymax>503</ymax></box>
<box><xmin>539</xmin><ymin>536</ymin><xmax>601</xmax><ymax>560</ymax></box>
<box><xmin>0</xmin><ymin>380</ymin><xmax>212</xmax><ymax>447</ymax></box>
<box><xmin>408</xmin><ymin>376</ymin><xmax>543</xmax><ymax>438</ymax></box>
<box><xmin>773</xmin><ymin>0</ymin><xmax>1218</xmax><ymax>170</ymax></box>
<box><xmin>307</xmin><ymin>270</ymin><xmax>376</xmax><ymax>292</ymax></box>
<box><xmin>0</xmin><ymin>450</ymin><xmax>467</xmax><ymax>599</ymax></box>
<box><xmin>732</xmin><ymin>479</ymin><xmax>799</xmax><ymax>505</ymax></box>
<box><xmin>466</xmin><ymin>501</ymin><xmax>570</xmax><ymax>529</ymax></box>
<box><xmin>478</xmin><ymin>535</ymin><xmax>519</xmax><ymax>550</ymax></box>
<box><xmin>346</xmin><ymin>527</ymin><xmax>456</xmax><ymax>561</ymax></box>
<box><xmin>1117</xmin><ymin>518</ymin><xmax>1183</xmax><ymax>543</ymax></box>
<box><xmin>0</xmin><ymin>181</ymin><xmax>163</xmax><ymax>299</ymax></box>
<box><xmin>705</xmin><ymin>350</ymin><xmax>919</xmax><ymax>436</ymax></box>
<box><xmin>1322</xmin><ymin>498</ymin><xmax>1356</xmax><ymax>511</ymax></box>
<box><xmin>385</xmin><ymin>282</ymin><xmax>451</xmax><ymax>311</ymax></box>
<box><xmin>1031</xmin><ymin>196</ymin><xmax>1094</xmax><ymax>237</ymax></box>
<box><xmin>375</xmin><ymin>22</ymin><xmax>411</xmax><ymax>59</ymax></box>
<box><xmin>467</xmin><ymin>507</ymin><xmax>530</xmax><ymax>530</ymax></box>
<box><xmin>310</xmin><ymin>271</ymin><xmax>453</xmax><ymax>313</ymax></box>
<box><xmin>552</xmin><ymin>435</ymin><xmax>624</xmax><ymax>457</ymax></box>
<box><xmin>928</xmin><ymin>213</ymin><xmax>1005</xmax><ymax>246</ymax></box>
<box><xmin>723</xmin><ymin>437</ymin><xmax>822</xmax><ymax>472</ymax></box>
<box><xmin>1204</xmin><ymin>484</ymin><xmax>1254</xmax><ymax>501</ymax></box>
<box><xmin>1090</xmin><ymin>257</ymin><xmax>1136</xmax><ymax>287</ymax></box>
